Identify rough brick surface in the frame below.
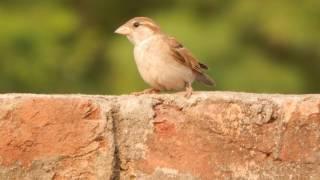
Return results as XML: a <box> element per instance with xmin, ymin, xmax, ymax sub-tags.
<box><xmin>0</xmin><ymin>95</ymin><xmax>114</xmax><ymax>180</ymax></box>
<box><xmin>0</xmin><ymin>92</ymin><xmax>320</xmax><ymax>179</ymax></box>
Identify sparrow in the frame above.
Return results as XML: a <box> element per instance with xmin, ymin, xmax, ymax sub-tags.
<box><xmin>115</xmin><ymin>17</ymin><xmax>215</xmax><ymax>97</ymax></box>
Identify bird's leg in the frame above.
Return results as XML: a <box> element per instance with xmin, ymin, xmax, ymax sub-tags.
<box><xmin>143</xmin><ymin>88</ymin><xmax>160</xmax><ymax>94</ymax></box>
<box><xmin>131</xmin><ymin>88</ymin><xmax>160</xmax><ymax>96</ymax></box>
<box><xmin>184</xmin><ymin>82</ymin><xmax>193</xmax><ymax>98</ymax></box>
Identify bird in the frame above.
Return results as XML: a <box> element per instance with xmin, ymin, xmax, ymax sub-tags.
<box><xmin>114</xmin><ymin>17</ymin><xmax>215</xmax><ymax>97</ymax></box>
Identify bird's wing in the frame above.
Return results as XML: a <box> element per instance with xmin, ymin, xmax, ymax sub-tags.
<box><xmin>166</xmin><ymin>36</ymin><xmax>208</xmax><ymax>74</ymax></box>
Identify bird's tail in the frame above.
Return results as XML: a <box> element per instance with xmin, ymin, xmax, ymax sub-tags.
<box><xmin>196</xmin><ymin>73</ymin><xmax>215</xmax><ymax>86</ymax></box>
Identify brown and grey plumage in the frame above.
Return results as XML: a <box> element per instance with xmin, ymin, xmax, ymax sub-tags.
<box><xmin>115</xmin><ymin>17</ymin><xmax>215</xmax><ymax>97</ymax></box>
<box><xmin>166</xmin><ymin>36</ymin><xmax>215</xmax><ymax>86</ymax></box>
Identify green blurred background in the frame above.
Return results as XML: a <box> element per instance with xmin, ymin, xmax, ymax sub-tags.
<box><xmin>0</xmin><ymin>0</ymin><xmax>319</xmax><ymax>94</ymax></box>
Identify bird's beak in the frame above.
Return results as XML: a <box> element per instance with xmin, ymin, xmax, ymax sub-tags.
<box><xmin>114</xmin><ymin>25</ymin><xmax>130</xmax><ymax>35</ymax></box>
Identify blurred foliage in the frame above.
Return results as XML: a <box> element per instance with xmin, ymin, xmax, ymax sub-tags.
<box><xmin>0</xmin><ymin>0</ymin><xmax>319</xmax><ymax>94</ymax></box>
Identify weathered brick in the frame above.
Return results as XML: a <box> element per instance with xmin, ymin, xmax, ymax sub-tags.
<box><xmin>0</xmin><ymin>95</ymin><xmax>114</xmax><ymax>180</ymax></box>
<box><xmin>0</xmin><ymin>93</ymin><xmax>320</xmax><ymax>179</ymax></box>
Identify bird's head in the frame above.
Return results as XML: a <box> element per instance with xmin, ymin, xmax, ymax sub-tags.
<box><xmin>115</xmin><ymin>17</ymin><xmax>161</xmax><ymax>45</ymax></box>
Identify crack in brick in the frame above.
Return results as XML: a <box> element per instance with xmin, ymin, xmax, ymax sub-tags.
<box><xmin>110</xmin><ymin>105</ymin><xmax>121</xmax><ymax>180</ymax></box>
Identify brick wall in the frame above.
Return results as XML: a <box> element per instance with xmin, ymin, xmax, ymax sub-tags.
<box><xmin>0</xmin><ymin>92</ymin><xmax>319</xmax><ymax>179</ymax></box>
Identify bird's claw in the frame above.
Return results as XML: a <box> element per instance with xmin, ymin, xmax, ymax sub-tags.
<box><xmin>131</xmin><ymin>88</ymin><xmax>160</xmax><ymax>96</ymax></box>
<box><xmin>184</xmin><ymin>90</ymin><xmax>192</xmax><ymax>98</ymax></box>
<box><xmin>184</xmin><ymin>82</ymin><xmax>193</xmax><ymax>98</ymax></box>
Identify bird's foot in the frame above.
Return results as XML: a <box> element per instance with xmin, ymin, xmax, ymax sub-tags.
<box><xmin>131</xmin><ymin>88</ymin><xmax>160</xmax><ymax>96</ymax></box>
<box><xmin>184</xmin><ymin>82</ymin><xmax>193</xmax><ymax>98</ymax></box>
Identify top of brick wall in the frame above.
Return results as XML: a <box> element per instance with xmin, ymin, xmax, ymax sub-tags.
<box><xmin>0</xmin><ymin>92</ymin><xmax>320</xmax><ymax>179</ymax></box>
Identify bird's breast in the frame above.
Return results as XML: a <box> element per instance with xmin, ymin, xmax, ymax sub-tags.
<box><xmin>133</xmin><ymin>36</ymin><xmax>164</xmax><ymax>76</ymax></box>
<box><xmin>133</xmin><ymin>36</ymin><xmax>195</xmax><ymax>90</ymax></box>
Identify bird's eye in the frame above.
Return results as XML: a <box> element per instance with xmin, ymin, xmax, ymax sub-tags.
<box><xmin>133</xmin><ymin>22</ymin><xmax>140</xmax><ymax>28</ymax></box>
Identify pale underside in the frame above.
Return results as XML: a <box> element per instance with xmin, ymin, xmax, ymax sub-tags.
<box><xmin>133</xmin><ymin>35</ymin><xmax>195</xmax><ymax>91</ymax></box>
